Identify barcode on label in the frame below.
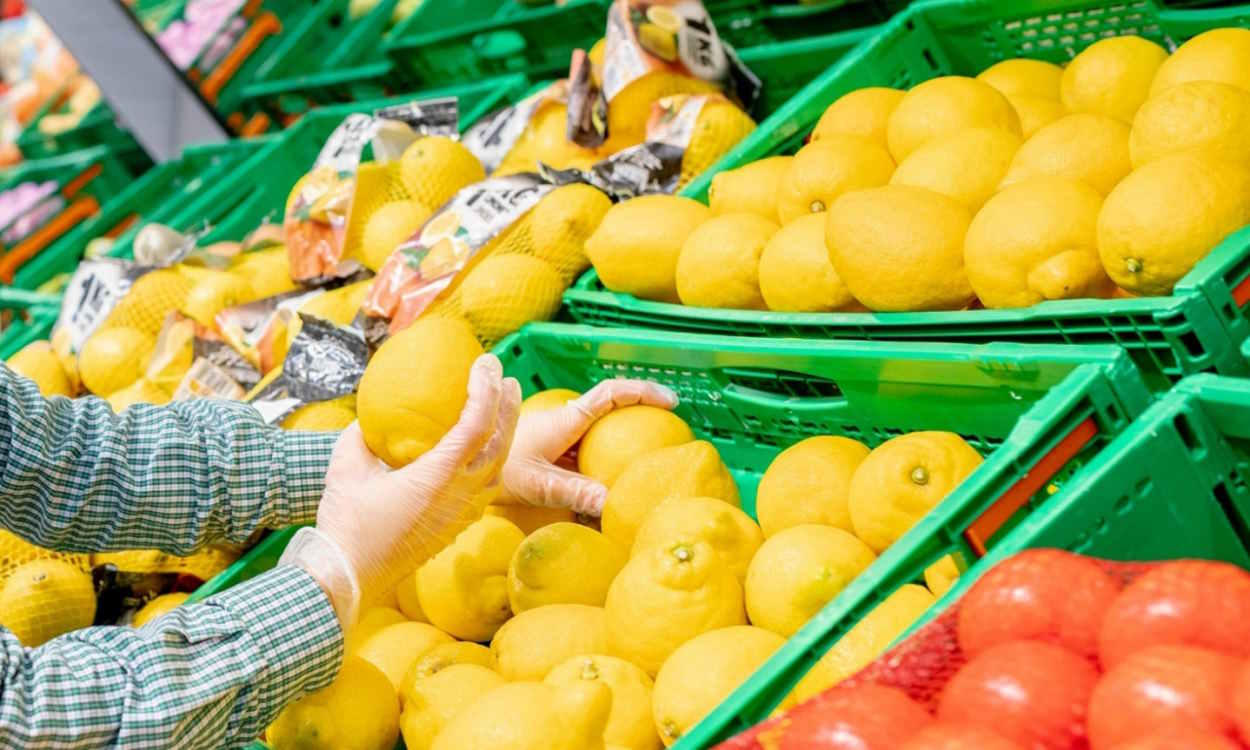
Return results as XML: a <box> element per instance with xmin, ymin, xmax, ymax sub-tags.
<box><xmin>173</xmin><ymin>359</ymin><xmax>246</xmax><ymax>402</ymax></box>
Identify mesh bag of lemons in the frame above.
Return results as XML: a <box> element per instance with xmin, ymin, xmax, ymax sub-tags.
<box><xmin>589</xmin><ymin>27</ymin><xmax>1250</xmax><ymax>315</ymax></box>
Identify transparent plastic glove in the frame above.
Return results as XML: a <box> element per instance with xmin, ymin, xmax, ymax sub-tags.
<box><xmin>501</xmin><ymin>379</ymin><xmax>679</xmax><ymax>516</ymax></box>
<box><xmin>281</xmin><ymin>354</ymin><xmax>521</xmax><ymax>627</ymax></box>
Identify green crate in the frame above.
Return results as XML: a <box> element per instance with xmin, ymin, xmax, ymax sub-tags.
<box><xmin>194</xmin><ymin>322</ymin><xmax>1157</xmax><ymax>750</ymax></box>
<box><xmin>16</xmin><ymin>102</ymin><xmax>149</xmax><ymax>174</ymax></box>
<box><xmin>564</xmin><ymin>0</ymin><xmax>1250</xmax><ymax>391</ymax></box>
<box><xmin>0</xmin><ymin>288</ymin><xmax>61</xmax><ymax>360</ymax></box>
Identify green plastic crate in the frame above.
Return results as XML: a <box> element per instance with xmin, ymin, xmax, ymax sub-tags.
<box><xmin>194</xmin><ymin>322</ymin><xmax>1156</xmax><ymax>750</ymax></box>
<box><xmin>0</xmin><ymin>288</ymin><xmax>61</xmax><ymax>360</ymax></box>
<box><xmin>16</xmin><ymin>102</ymin><xmax>149</xmax><ymax>174</ymax></box>
<box><xmin>564</xmin><ymin>0</ymin><xmax>1250</xmax><ymax>391</ymax></box>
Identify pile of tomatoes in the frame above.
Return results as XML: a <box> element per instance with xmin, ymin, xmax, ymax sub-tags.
<box><xmin>718</xmin><ymin>549</ymin><xmax>1250</xmax><ymax>749</ymax></box>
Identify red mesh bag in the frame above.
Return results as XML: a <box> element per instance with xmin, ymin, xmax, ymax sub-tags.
<box><xmin>715</xmin><ymin>549</ymin><xmax>1250</xmax><ymax>750</ymax></box>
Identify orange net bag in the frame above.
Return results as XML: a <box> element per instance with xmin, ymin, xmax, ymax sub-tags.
<box><xmin>716</xmin><ymin>549</ymin><xmax>1250</xmax><ymax>750</ymax></box>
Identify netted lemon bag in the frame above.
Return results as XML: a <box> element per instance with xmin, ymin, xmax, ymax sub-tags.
<box><xmin>0</xmin><ymin>529</ymin><xmax>91</xmax><ymax>583</ymax></box>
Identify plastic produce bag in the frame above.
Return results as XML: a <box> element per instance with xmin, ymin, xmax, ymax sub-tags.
<box><xmin>245</xmin><ymin>313</ymin><xmax>369</xmax><ymax>424</ymax></box>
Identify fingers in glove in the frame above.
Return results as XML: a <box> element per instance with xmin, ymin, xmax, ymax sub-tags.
<box><xmin>505</xmin><ymin>458</ymin><xmax>609</xmax><ymax>516</ymax></box>
<box><xmin>531</xmin><ymin>379</ymin><xmax>680</xmax><ymax>459</ymax></box>
<box><xmin>325</xmin><ymin>422</ymin><xmax>388</xmax><ymax>482</ymax></box>
<box><xmin>407</xmin><ymin>354</ymin><xmax>504</xmax><ymax>479</ymax></box>
<box><xmin>468</xmin><ymin>376</ymin><xmax>521</xmax><ymax>478</ymax></box>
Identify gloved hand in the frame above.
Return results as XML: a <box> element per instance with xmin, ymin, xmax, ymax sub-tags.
<box><xmin>501</xmin><ymin>379</ymin><xmax>679</xmax><ymax>516</ymax></box>
<box><xmin>282</xmin><ymin>354</ymin><xmax>521</xmax><ymax>628</ymax></box>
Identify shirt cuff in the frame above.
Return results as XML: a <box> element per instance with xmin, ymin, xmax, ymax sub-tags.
<box><xmin>208</xmin><ymin>564</ymin><xmax>344</xmax><ymax>695</ymax></box>
<box><xmin>278</xmin><ymin>430</ymin><xmax>339</xmax><ymax>526</ymax></box>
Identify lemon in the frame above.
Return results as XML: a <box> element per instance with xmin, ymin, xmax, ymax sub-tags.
<box><xmin>268</xmin><ymin>657</ymin><xmax>399</xmax><ymax>750</ymax></box>
<box><xmin>848</xmin><ymin>432</ymin><xmax>984</xmax><ymax>552</ymax></box>
<box><xmin>355</xmin><ymin>621</ymin><xmax>455</xmax><ymax>690</ymax></box>
<box><xmin>886</xmin><ymin>76</ymin><xmax>1022</xmax><ymax>162</ymax></box>
<box><xmin>1130</xmin><ymin>81</ymin><xmax>1250</xmax><ymax>168</ymax></box>
<box><xmin>508</xmin><ymin>523</ymin><xmax>625</xmax><ymax>613</ymax></box>
<box><xmin>787</xmin><ymin>584</ymin><xmax>935</xmax><ymax>703</ymax></box>
<box><xmin>631</xmin><ymin>497</ymin><xmax>762</xmax><ymax>583</ymax></box>
<box><xmin>708</xmin><ymin>156</ymin><xmax>794</xmax><ymax>221</ymax></box>
<box><xmin>1151</xmin><ymin>27</ymin><xmax>1250</xmax><ymax>97</ymax></box>
<box><xmin>282</xmin><ymin>396</ymin><xmax>356</xmax><ymax>431</ymax></box>
<box><xmin>890</xmin><ymin>127</ymin><xmax>1021</xmax><ymax>210</ymax></box>
<box><xmin>460</xmin><ymin>253</ymin><xmax>564</xmax><ymax>344</ymax></box>
<box><xmin>924</xmin><ymin>555</ymin><xmax>961</xmax><ymax>598</ymax></box>
<box><xmin>810</xmin><ymin>87</ymin><xmax>905</xmax><ymax>147</ymax></box>
<box><xmin>106</xmin><ymin>268</ymin><xmax>193</xmax><ymax>335</ymax></box>
<box><xmin>180</xmin><ymin>269</ymin><xmax>253</xmax><ymax>326</ymax></box>
<box><xmin>1098</xmin><ymin>151</ymin><xmax>1250</xmax><ymax>295</ymax></box>
<box><xmin>775</xmin><ymin>136</ymin><xmax>895</xmax><ymax>224</ymax></box>
<box><xmin>578</xmin><ymin>405</ymin><xmax>695</xmax><ymax>487</ymax></box>
<box><xmin>79</xmin><ymin>326</ymin><xmax>154</xmax><ymax>396</ymax></box>
<box><xmin>418</xmin><ymin>516</ymin><xmax>526</xmax><ymax>641</ymax></box>
<box><xmin>744</xmin><ymin>525</ymin><xmax>876</xmax><ymax>637</ymax></box>
<box><xmin>400</xmin><ymin>664</ymin><xmax>505</xmax><ymax>750</ymax></box>
<box><xmin>999</xmin><ymin>112</ymin><xmax>1132</xmax><ymax>195</ymax></box>
<box><xmin>345</xmin><ymin>606</ymin><xmax>407</xmax><ymax>654</ymax></box>
<box><xmin>675</xmin><ymin>213</ymin><xmax>778</xmax><ymax>310</ymax></box>
<box><xmin>106</xmin><ymin>376</ymin><xmax>171</xmax><ymax>412</ymax></box>
<box><xmin>826</xmin><ymin>185</ymin><xmax>974</xmax><ymax>312</ymax></box>
<box><xmin>0</xmin><ymin>559</ymin><xmax>95</xmax><ymax>646</ymax></box>
<box><xmin>604</xmin><ymin>539</ymin><xmax>746</xmax><ymax>675</ymax></box>
<box><xmin>977</xmin><ymin>58</ymin><xmax>1064</xmax><ymax>100</ymax></box>
<box><xmin>588</xmin><ymin>37</ymin><xmax>606</xmax><ymax>69</ymax></box>
<box><xmin>7</xmin><ymin>341</ymin><xmax>72</xmax><ymax>396</ymax></box>
<box><xmin>299</xmin><ymin>280</ymin><xmax>372</xmax><ymax>326</ymax></box>
<box><xmin>430</xmin><ymin>680</ymin><xmax>611</xmax><ymax>750</ymax></box>
<box><xmin>758</xmin><ymin>213</ymin><xmax>856</xmax><ymax>312</ymax></box>
<box><xmin>546</xmin><ymin>655</ymin><xmax>660</xmax><ymax>750</ymax></box>
<box><xmin>600</xmin><ymin>72</ymin><xmax>719</xmax><ymax>155</ymax></box>
<box><xmin>491</xmin><ymin>603</ymin><xmax>607</xmax><ymax>680</ymax></box>
<box><xmin>1060</xmin><ymin>35</ymin><xmax>1167</xmax><ymax>123</ymax></box>
<box><xmin>519</xmin><ymin>388</ymin><xmax>579</xmax><ymax>415</ymax></box>
<box><xmin>1009</xmin><ymin>94</ymin><xmax>1069</xmax><ymax>139</ymax></box>
<box><xmin>229</xmin><ymin>246</ymin><xmax>297</xmax><ymax>300</ymax></box>
<box><xmin>651</xmin><ymin>626</ymin><xmax>786</xmax><ymax>746</ymax></box>
<box><xmin>526</xmin><ymin>184</ymin><xmax>611</xmax><ymax>283</ymax></box>
<box><xmin>602</xmin><ymin>440</ymin><xmax>740</xmax><ymax>549</ymax></box>
<box><xmin>404</xmin><ymin>642</ymin><xmax>496</xmax><ymax>692</ymax></box>
<box><xmin>50</xmin><ymin>326</ymin><xmax>80</xmax><ymax>392</ymax></box>
<box><xmin>393</xmin><ymin>569</ymin><xmax>428</xmax><ymax>622</ymax></box>
<box><xmin>585</xmin><ymin>195</ymin><xmax>709</xmax><ymax>303</ymax></box>
<box><xmin>756</xmin><ymin>436</ymin><xmax>870</xmax><ymax>539</ymax></box>
<box><xmin>360</xmin><ymin>200</ymin><xmax>431</xmax><ymax>271</ymax></box>
<box><xmin>131</xmin><ymin>592</ymin><xmax>189</xmax><ymax>627</ymax></box>
<box><xmin>965</xmin><ymin>176</ymin><xmax>1114</xmax><ymax>308</ymax></box>
<box><xmin>680</xmin><ymin>100</ymin><xmax>756</xmax><ymax>190</ymax></box>
<box><xmin>356</xmin><ymin>315</ymin><xmax>483</xmax><ymax>467</ymax></box>
<box><xmin>399</xmin><ymin>136</ymin><xmax>485</xmax><ymax>212</ymax></box>
<box><xmin>484</xmin><ymin>502</ymin><xmax>578</xmax><ymax>534</ymax></box>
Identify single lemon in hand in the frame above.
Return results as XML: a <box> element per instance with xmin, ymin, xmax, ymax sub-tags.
<box><xmin>756</xmin><ymin>435</ymin><xmax>870</xmax><ymax>538</ymax></box>
<box><xmin>675</xmin><ymin>213</ymin><xmax>778</xmax><ymax>310</ymax></box>
<box><xmin>509</xmin><ymin>523</ymin><xmax>625</xmax><ymax>613</ymax></box>
<box><xmin>1129</xmin><ymin>81</ymin><xmax>1250</xmax><ymax>168</ymax></box>
<box><xmin>354</xmin><ymin>621</ymin><xmax>455</xmax><ymax>690</ymax></box>
<box><xmin>1150</xmin><ymin>27</ymin><xmax>1250</xmax><ymax>97</ymax></box>
<box><xmin>492</xmin><ymin>603</ymin><xmax>608</xmax><ymax>681</ymax></box>
<box><xmin>999</xmin><ymin>113</ymin><xmax>1131</xmax><ymax>195</ymax></box>
<box><xmin>430</xmin><ymin>680</ymin><xmax>612</xmax><ymax>750</ymax></box>
<box><xmin>268</xmin><ymin>656</ymin><xmax>399</xmax><ymax>750</ymax></box>
<box><xmin>890</xmin><ymin>127</ymin><xmax>1022</xmax><ymax>210</ymax></box>
<box><xmin>630</xmin><ymin>497</ymin><xmax>762</xmax><ymax>583</ymax></box>
<box><xmin>418</xmin><ymin>516</ymin><xmax>526</xmax><ymax>642</ymax></box>
<box><xmin>7</xmin><ymin>341</ymin><xmax>72</xmax><ymax>397</ymax></box>
<box><xmin>977</xmin><ymin>58</ymin><xmax>1064</xmax><ymax>100</ymax></box>
<box><xmin>578</xmin><ymin>405</ymin><xmax>695</xmax><ymax>487</ymax></box>
<box><xmin>546</xmin><ymin>655</ymin><xmax>660</xmax><ymax>750</ymax></box>
<box><xmin>709</xmin><ymin>156</ymin><xmax>794</xmax><ymax>222</ymax></box>
<box><xmin>775</xmin><ymin>136</ymin><xmax>895</xmax><ymax>224</ymax></box>
<box><xmin>585</xmin><ymin>195</ymin><xmax>709</xmax><ymax>303</ymax></box>
<box><xmin>0</xmin><ymin>559</ymin><xmax>95</xmax><ymax>646</ymax></box>
<box><xmin>811</xmin><ymin>87</ymin><xmax>905</xmax><ymax>147</ymax></box>
<box><xmin>759</xmin><ymin>213</ymin><xmax>858</xmax><ymax>312</ymax></box>
<box><xmin>886</xmin><ymin>76</ymin><xmax>1021</xmax><ymax>162</ymax></box>
<box><xmin>1060</xmin><ymin>35</ymin><xmax>1168</xmax><ymax>123</ymax></box>
<box><xmin>400</xmin><ymin>664</ymin><xmax>505</xmax><ymax>750</ymax></box>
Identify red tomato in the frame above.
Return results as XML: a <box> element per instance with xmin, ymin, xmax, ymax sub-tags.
<box><xmin>1086</xmin><ymin>644</ymin><xmax>1240</xmax><ymax>750</ymax></box>
<box><xmin>1107</xmin><ymin>725</ymin><xmax>1242</xmax><ymax>750</ymax></box>
<box><xmin>777</xmin><ymin>684</ymin><xmax>933</xmax><ymax>749</ymax></box>
<box><xmin>956</xmin><ymin>548</ymin><xmax>1120</xmax><ymax>659</ymax></box>
<box><xmin>937</xmin><ymin>640</ymin><xmax>1098</xmax><ymax>750</ymax></box>
<box><xmin>1234</xmin><ymin>660</ymin><xmax>1250</xmax><ymax>745</ymax></box>
<box><xmin>899</xmin><ymin>722</ymin><xmax>1024</xmax><ymax>750</ymax></box>
<box><xmin>1098</xmin><ymin>560</ymin><xmax>1250</xmax><ymax>668</ymax></box>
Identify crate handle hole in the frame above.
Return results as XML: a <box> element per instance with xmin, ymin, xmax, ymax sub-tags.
<box><xmin>720</xmin><ymin>367</ymin><xmax>843</xmax><ymax>401</ymax></box>
<box><xmin>1173</xmin><ymin>412</ymin><xmax>1202</xmax><ymax>454</ymax></box>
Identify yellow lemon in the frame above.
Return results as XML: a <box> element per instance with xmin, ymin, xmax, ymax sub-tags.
<box><xmin>708</xmin><ymin>156</ymin><xmax>794</xmax><ymax>221</ymax></box>
<box><xmin>356</xmin><ymin>315</ymin><xmax>483</xmax><ymax>467</ymax></box>
<box><xmin>299</xmin><ymin>280</ymin><xmax>372</xmax><ymax>326</ymax></box>
<box><xmin>630</xmin><ymin>497</ymin><xmax>762</xmax><ymax>583</ymax></box>
<box><xmin>106</xmin><ymin>267</ymin><xmax>194</xmax><ymax>336</ymax></box>
<box><xmin>756</xmin><ymin>436</ymin><xmax>871</xmax><ymax>539</ymax></box>
<box><xmin>1009</xmin><ymin>94</ymin><xmax>1069</xmax><ymax>139</ymax></box>
<box><xmin>604</xmin><ymin>539</ymin><xmax>746</xmax><ymax>676</ymax></box>
<box><xmin>400</xmin><ymin>664</ymin><xmax>505</xmax><ymax>750</ymax></box>
<box><xmin>546</xmin><ymin>655</ymin><xmax>660</xmax><ymax>750</ymax></box>
<box><xmin>602</xmin><ymin>440</ymin><xmax>740</xmax><ymax>550</ymax></box>
<box><xmin>999</xmin><ymin>112</ymin><xmax>1132</xmax><ymax>195</ymax></box>
<box><xmin>1060</xmin><ymin>35</ymin><xmax>1168</xmax><ymax>123</ymax></box>
<box><xmin>599</xmin><ymin>72</ymin><xmax>719</xmax><ymax>155</ymax></box>
<box><xmin>7</xmin><ymin>341</ymin><xmax>72</xmax><ymax>396</ymax></box>
<box><xmin>1098</xmin><ymin>151</ymin><xmax>1250</xmax><ymax>295</ymax></box>
<box><xmin>890</xmin><ymin>127</ymin><xmax>1022</xmax><ymax>210</ymax></box>
<box><xmin>430</xmin><ymin>680</ymin><xmax>612</xmax><ymax>750</ymax></box>
<box><xmin>508</xmin><ymin>523</ymin><xmax>625</xmax><ymax>613</ymax></box>
<box><xmin>680</xmin><ymin>99</ymin><xmax>756</xmax><ymax>191</ymax></box>
<box><xmin>886</xmin><ymin>76</ymin><xmax>1022</xmax><ymax>162</ymax></box>
<box><xmin>398</xmin><ymin>136</ymin><xmax>486</xmax><ymax>212</ymax></box>
<box><xmin>345</xmin><ymin>606</ymin><xmax>407</xmax><ymax>654</ymax></box>
<box><xmin>180</xmin><ymin>269</ymin><xmax>253</xmax><ymax>326</ymax></box>
<box><xmin>775</xmin><ymin>136</ymin><xmax>895</xmax><ymax>224</ymax></box>
<box><xmin>360</xmin><ymin>200</ymin><xmax>431</xmax><ymax>271</ymax></box>
<box><xmin>491</xmin><ymin>603</ymin><xmax>607</xmax><ymax>681</ymax></box>
<box><xmin>50</xmin><ymin>326</ymin><xmax>79</xmax><ymax>392</ymax></box>
<box><xmin>355</xmin><ymin>621</ymin><xmax>455</xmax><ymax>690</ymax></box>
<box><xmin>268</xmin><ymin>656</ymin><xmax>399</xmax><ymax>750</ymax></box>
<box><xmin>106</xmin><ymin>377</ymin><xmax>171</xmax><ymax>412</ymax></box>
<box><xmin>826</xmin><ymin>185</ymin><xmax>974</xmax><ymax>312</ymax></box>
<box><xmin>460</xmin><ymin>253</ymin><xmax>564</xmax><ymax>344</ymax></box>
<box><xmin>787</xmin><ymin>584</ymin><xmax>935</xmax><ymax>703</ymax></box>
<box><xmin>79</xmin><ymin>326</ymin><xmax>154</xmax><ymax>396</ymax></box>
<box><xmin>131</xmin><ymin>592</ymin><xmax>189</xmax><ymax>627</ymax></box>
<box><xmin>759</xmin><ymin>213</ymin><xmax>857</xmax><ymax>313</ymax></box>
<box><xmin>586</xmin><ymin>195</ymin><xmax>710</xmax><ymax>303</ymax></box>
<box><xmin>0</xmin><ymin>559</ymin><xmax>95</xmax><ymax>646</ymax></box>
<box><xmin>229</xmin><ymin>246</ymin><xmax>296</xmax><ymax>300</ymax></box>
<box><xmin>965</xmin><ymin>176</ymin><xmax>1114</xmax><ymax>308</ymax></box>
<box><xmin>403</xmin><ymin>642</ymin><xmax>496</xmax><ymax>693</ymax></box>
<box><xmin>848</xmin><ymin>432</ymin><xmax>984</xmax><ymax>552</ymax></box>
<box><xmin>417</xmin><ymin>516</ymin><xmax>526</xmax><ymax>641</ymax></box>
<box><xmin>977</xmin><ymin>58</ymin><xmax>1064</xmax><ymax>100</ymax></box>
<box><xmin>519</xmin><ymin>387</ymin><xmax>579</xmax><ymax>415</ymax></box>
<box><xmin>1150</xmin><ymin>27</ymin><xmax>1250</xmax><ymax>97</ymax></box>
<box><xmin>525</xmin><ymin>183</ymin><xmax>611</xmax><ymax>283</ymax></box>
<box><xmin>675</xmin><ymin>213</ymin><xmax>779</xmax><ymax>310</ymax></box>
<box><xmin>744</xmin><ymin>525</ymin><xmax>876</xmax><ymax>637</ymax></box>
<box><xmin>484</xmin><ymin>502</ymin><xmax>578</xmax><ymax>534</ymax></box>
<box><xmin>652</xmin><ymin>626</ymin><xmax>786</xmax><ymax>746</ymax></box>
<box><xmin>393</xmin><ymin>569</ymin><xmax>428</xmax><ymax>623</ymax></box>
<box><xmin>578</xmin><ymin>405</ymin><xmax>695</xmax><ymax>487</ymax></box>
<box><xmin>1130</xmin><ymin>80</ymin><xmax>1250</xmax><ymax>167</ymax></box>
<box><xmin>925</xmin><ymin>554</ymin><xmax>961</xmax><ymax>598</ymax></box>
<box><xmin>281</xmin><ymin>396</ymin><xmax>356</xmax><ymax>431</ymax></box>
<box><xmin>810</xmin><ymin>87</ymin><xmax>905</xmax><ymax>147</ymax></box>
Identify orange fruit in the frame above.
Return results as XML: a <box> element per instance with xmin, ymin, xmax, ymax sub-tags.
<box><xmin>1233</xmin><ymin>660</ymin><xmax>1250</xmax><ymax>745</ymax></box>
<box><xmin>776</xmin><ymin>684</ymin><xmax>933</xmax><ymax>748</ymax></box>
<box><xmin>899</xmin><ymin>722</ymin><xmax>1023</xmax><ymax>750</ymax></box>
<box><xmin>1086</xmin><ymin>644</ymin><xmax>1240</xmax><ymax>750</ymax></box>
<box><xmin>1108</xmin><ymin>726</ymin><xmax>1242</xmax><ymax>750</ymax></box>
<box><xmin>937</xmin><ymin>640</ymin><xmax>1098</xmax><ymax>750</ymax></box>
<box><xmin>956</xmin><ymin>548</ymin><xmax>1120</xmax><ymax>659</ymax></box>
<box><xmin>1097</xmin><ymin>560</ymin><xmax>1250</xmax><ymax>668</ymax></box>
